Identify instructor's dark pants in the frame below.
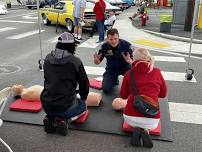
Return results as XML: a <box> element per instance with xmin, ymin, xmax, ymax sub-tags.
<box><xmin>102</xmin><ymin>65</ymin><xmax>131</xmax><ymax>93</ymax></box>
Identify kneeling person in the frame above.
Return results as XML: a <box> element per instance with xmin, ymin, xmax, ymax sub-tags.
<box><xmin>40</xmin><ymin>32</ymin><xmax>89</xmax><ymax>136</ymax></box>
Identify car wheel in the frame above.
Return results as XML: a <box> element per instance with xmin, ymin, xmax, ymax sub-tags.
<box><xmin>66</xmin><ymin>18</ymin><xmax>74</xmax><ymax>33</ymax></box>
<box><xmin>42</xmin><ymin>14</ymin><xmax>51</xmax><ymax>25</ymax></box>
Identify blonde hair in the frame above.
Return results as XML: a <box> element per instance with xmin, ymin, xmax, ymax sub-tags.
<box><xmin>133</xmin><ymin>48</ymin><xmax>154</xmax><ymax>65</ymax></box>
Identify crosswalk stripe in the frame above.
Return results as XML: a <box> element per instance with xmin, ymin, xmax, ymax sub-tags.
<box><xmin>78</xmin><ymin>36</ymin><xmax>100</xmax><ymax>48</ymax></box>
<box><xmin>169</xmin><ymin>102</ymin><xmax>202</xmax><ymax>125</ymax></box>
<box><xmin>47</xmin><ymin>36</ymin><xmax>100</xmax><ymax>48</ymax></box>
<box><xmin>47</xmin><ymin>35</ymin><xmax>60</xmax><ymax>43</ymax></box>
<box><xmin>6</xmin><ymin>30</ymin><xmax>45</xmax><ymax>39</ymax></box>
<box><xmin>161</xmin><ymin>71</ymin><xmax>196</xmax><ymax>83</ymax></box>
<box><xmin>84</xmin><ymin>66</ymin><xmax>197</xmax><ymax>83</ymax></box>
<box><xmin>0</xmin><ymin>20</ymin><xmax>35</xmax><ymax>24</ymax></box>
<box><xmin>22</xmin><ymin>15</ymin><xmax>38</xmax><ymax>20</ymax></box>
<box><xmin>0</xmin><ymin>27</ymin><xmax>16</xmax><ymax>33</ymax></box>
<box><xmin>154</xmin><ymin>56</ymin><xmax>186</xmax><ymax>62</ymax></box>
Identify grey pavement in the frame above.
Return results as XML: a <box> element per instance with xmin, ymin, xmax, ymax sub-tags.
<box><xmin>130</xmin><ymin>6</ymin><xmax>202</xmax><ymax>43</ymax></box>
<box><xmin>114</xmin><ymin>7</ymin><xmax>202</xmax><ymax>55</ymax></box>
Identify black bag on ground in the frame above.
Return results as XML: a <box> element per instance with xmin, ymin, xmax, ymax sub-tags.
<box><xmin>130</xmin><ymin>70</ymin><xmax>159</xmax><ymax>117</ymax></box>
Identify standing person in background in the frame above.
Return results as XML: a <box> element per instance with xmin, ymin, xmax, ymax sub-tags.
<box><xmin>93</xmin><ymin>0</ymin><xmax>106</xmax><ymax>43</ymax></box>
<box><xmin>90</xmin><ymin>10</ymin><xmax>116</xmax><ymax>37</ymax></box>
<box><xmin>73</xmin><ymin>0</ymin><xmax>86</xmax><ymax>40</ymax></box>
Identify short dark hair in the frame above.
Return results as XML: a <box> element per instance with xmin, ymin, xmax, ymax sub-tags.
<box><xmin>107</xmin><ymin>28</ymin><xmax>119</xmax><ymax>37</ymax></box>
<box><xmin>110</xmin><ymin>10</ymin><xmax>115</xmax><ymax>13</ymax></box>
<box><xmin>56</xmin><ymin>42</ymin><xmax>76</xmax><ymax>54</ymax></box>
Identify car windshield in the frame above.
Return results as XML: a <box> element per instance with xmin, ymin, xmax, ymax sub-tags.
<box><xmin>55</xmin><ymin>2</ymin><xmax>66</xmax><ymax>10</ymax></box>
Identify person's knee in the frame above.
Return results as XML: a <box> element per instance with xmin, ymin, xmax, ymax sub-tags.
<box><xmin>78</xmin><ymin>100</ymin><xmax>87</xmax><ymax>112</ymax></box>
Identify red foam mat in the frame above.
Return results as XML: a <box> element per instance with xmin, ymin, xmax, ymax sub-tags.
<box><xmin>89</xmin><ymin>79</ymin><xmax>102</xmax><ymax>90</ymax></box>
<box><xmin>73</xmin><ymin>110</ymin><xmax>89</xmax><ymax>123</ymax></box>
<box><xmin>9</xmin><ymin>99</ymin><xmax>42</xmax><ymax>113</ymax></box>
<box><xmin>122</xmin><ymin>121</ymin><xmax>161</xmax><ymax>136</ymax></box>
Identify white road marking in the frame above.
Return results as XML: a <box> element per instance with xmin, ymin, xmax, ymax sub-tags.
<box><xmin>84</xmin><ymin>66</ymin><xmax>197</xmax><ymax>83</ymax></box>
<box><xmin>0</xmin><ymin>12</ymin><xmax>36</xmax><ymax>19</ymax></box>
<box><xmin>161</xmin><ymin>71</ymin><xmax>196</xmax><ymax>83</ymax></box>
<box><xmin>0</xmin><ymin>27</ymin><xmax>16</xmax><ymax>32</ymax></box>
<box><xmin>169</xmin><ymin>102</ymin><xmax>202</xmax><ymax>125</ymax></box>
<box><xmin>135</xmin><ymin>44</ymin><xmax>202</xmax><ymax>60</ymax></box>
<box><xmin>78</xmin><ymin>36</ymin><xmax>100</xmax><ymax>48</ymax></box>
<box><xmin>154</xmin><ymin>56</ymin><xmax>186</xmax><ymax>62</ymax></box>
<box><xmin>22</xmin><ymin>15</ymin><xmax>38</xmax><ymax>20</ymax></box>
<box><xmin>6</xmin><ymin>30</ymin><xmax>45</xmax><ymax>39</ymax></box>
<box><xmin>0</xmin><ymin>20</ymin><xmax>35</xmax><ymax>24</ymax></box>
<box><xmin>47</xmin><ymin>35</ymin><xmax>60</xmax><ymax>43</ymax></box>
<box><xmin>47</xmin><ymin>36</ymin><xmax>101</xmax><ymax>48</ymax></box>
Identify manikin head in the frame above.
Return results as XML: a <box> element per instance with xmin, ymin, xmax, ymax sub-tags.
<box><xmin>12</xmin><ymin>84</ymin><xmax>24</xmax><ymax>96</ymax></box>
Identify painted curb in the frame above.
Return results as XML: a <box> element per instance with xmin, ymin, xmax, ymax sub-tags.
<box><xmin>143</xmin><ymin>29</ymin><xmax>202</xmax><ymax>44</ymax></box>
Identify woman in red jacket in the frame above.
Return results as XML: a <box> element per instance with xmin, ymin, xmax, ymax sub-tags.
<box><xmin>112</xmin><ymin>48</ymin><xmax>167</xmax><ymax>148</ymax></box>
<box><xmin>93</xmin><ymin>0</ymin><xmax>106</xmax><ymax>43</ymax></box>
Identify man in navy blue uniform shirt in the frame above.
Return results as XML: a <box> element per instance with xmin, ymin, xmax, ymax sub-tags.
<box><xmin>93</xmin><ymin>28</ymin><xmax>133</xmax><ymax>93</ymax></box>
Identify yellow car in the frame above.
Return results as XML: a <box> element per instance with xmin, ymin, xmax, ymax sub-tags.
<box><xmin>40</xmin><ymin>0</ymin><xmax>95</xmax><ymax>32</ymax></box>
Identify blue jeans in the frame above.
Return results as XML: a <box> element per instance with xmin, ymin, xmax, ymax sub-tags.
<box><xmin>102</xmin><ymin>65</ymin><xmax>131</xmax><ymax>93</ymax></box>
<box><xmin>45</xmin><ymin>99</ymin><xmax>86</xmax><ymax>119</ymax></box>
<box><xmin>96</xmin><ymin>20</ymin><xmax>105</xmax><ymax>42</ymax></box>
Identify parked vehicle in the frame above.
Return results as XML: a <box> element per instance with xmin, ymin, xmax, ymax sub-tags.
<box><xmin>40</xmin><ymin>0</ymin><xmax>120</xmax><ymax>32</ymax></box>
<box><xmin>121</xmin><ymin>0</ymin><xmax>135</xmax><ymax>6</ymax></box>
<box><xmin>105</xmin><ymin>0</ymin><xmax>129</xmax><ymax>11</ymax></box>
<box><xmin>0</xmin><ymin>4</ymin><xmax>8</xmax><ymax>15</ymax></box>
<box><xmin>26</xmin><ymin>0</ymin><xmax>58</xmax><ymax>9</ymax></box>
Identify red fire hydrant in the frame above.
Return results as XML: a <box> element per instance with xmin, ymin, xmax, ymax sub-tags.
<box><xmin>140</xmin><ymin>12</ymin><xmax>148</xmax><ymax>26</ymax></box>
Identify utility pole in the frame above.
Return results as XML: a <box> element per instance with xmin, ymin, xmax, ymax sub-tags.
<box><xmin>184</xmin><ymin>0</ymin><xmax>195</xmax><ymax>31</ymax></box>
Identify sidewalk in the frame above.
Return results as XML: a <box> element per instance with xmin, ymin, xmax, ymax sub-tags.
<box><xmin>0</xmin><ymin>0</ymin><xmax>26</xmax><ymax>10</ymax></box>
<box><xmin>114</xmin><ymin>7</ymin><xmax>202</xmax><ymax>56</ymax></box>
<box><xmin>130</xmin><ymin>7</ymin><xmax>202</xmax><ymax>44</ymax></box>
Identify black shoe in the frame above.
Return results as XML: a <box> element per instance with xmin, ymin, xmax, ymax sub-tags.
<box><xmin>77</xmin><ymin>37</ymin><xmax>83</xmax><ymax>41</ymax></box>
<box><xmin>55</xmin><ymin>119</ymin><xmax>68</xmax><ymax>136</ymax></box>
<box><xmin>75</xmin><ymin>39</ymin><xmax>80</xmax><ymax>44</ymax></box>
<box><xmin>131</xmin><ymin>128</ymin><xmax>142</xmax><ymax>147</ymax></box>
<box><xmin>43</xmin><ymin>116</ymin><xmax>55</xmax><ymax>133</ymax></box>
<box><xmin>141</xmin><ymin>130</ymin><xmax>153</xmax><ymax>148</ymax></box>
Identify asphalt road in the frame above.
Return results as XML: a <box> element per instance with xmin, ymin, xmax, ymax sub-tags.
<box><xmin>0</xmin><ymin>8</ymin><xmax>202</xmax><ymax>152</ymax></box>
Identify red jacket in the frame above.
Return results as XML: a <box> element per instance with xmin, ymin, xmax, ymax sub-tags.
<box><xmin>121</xmin><ymin>60</ymin><xmax>167</xmax><ymax>119</ymax></box>
<box><xmin>93</xmin><ymin>0</ymin><xmax>106</xmax><ymax>21</ymax></box>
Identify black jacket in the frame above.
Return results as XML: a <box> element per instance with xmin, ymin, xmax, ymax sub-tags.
<box><xmin>40</xmin><ymin>48</ymin><xmax>89</xmax><ymax>113</ymax></box>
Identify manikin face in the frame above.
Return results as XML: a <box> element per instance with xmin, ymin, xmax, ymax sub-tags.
<box><xmin>107</xmin><ymin>34</ymin><xmax>119</xmax><ymax>47</ymax></box>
